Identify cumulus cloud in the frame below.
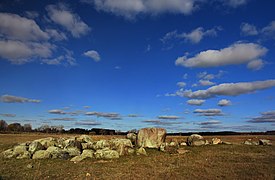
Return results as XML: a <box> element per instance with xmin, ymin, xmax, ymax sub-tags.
<box><xmin>0</xmin><ymin>94</ymin><xmax>41</xmax><ymax>103</ymax></box>
<box><xmin>83</xmin><ymin>50</ymin><xmax>101</xmax><ymax>62</ymax></box>
<box><xmin>240</xmin><ymin>23</ymin><xmax>258</xmax><ymax>36</ymax></box>
<box><xmin>187</xmin><ymin>99</ymin><xmax>205</xmax><ymax>106</ymax></box>
<box><xmin>177</xmin><ymin>82</ymin><xmax>186</xmax><ymax>88</ymax></box>
<box><xmin>142</xmin><ymin>120</ymin><xmax>182</xmax><ymax>126</ymax></box>
<box><xmin>0</xmin><ymin>113</ymin><xmax>16</xmax><ymax>117</ymax></box>
<box><xmin>85</xmin><ymin>111</ymin><xmax>121</xmax><ymax>119</ymax></box>
<box><xmin>82</xmin><ymin>0</ymin><xmax>201</xmax><ymax>19</ymax></box>
<box><xmin>49</xmin><ymin>117</ymin><xmax>75</xmax><ymax>121</ymax></box>
<box><xmin>0</xmin><ymin>40</ymin><xmax>54</xmax><ymax>64</ymax></box>
<box><xmin>48</xmin><ymin>109</ymin><xmax>66</xmax><ymax>115</ymax></box>
<box><xmin>197</xmin><ymin>70</ymin><xmax>225</xmax><ymax>80</ymax></box>
<box><xmin>42</xmin><ymin>49</ymin><xmax>76</xmax><ymax>66</ymax></box>
<box><xmin>194</xmin><ymin>109</ymin><xmax>223</xmax><ymax>116</ymax></box>
<box><xmin>157</xmin><ymin>115</ymin><xmax>180</xmax><ymax>119</ymax></box>
<box><xmin>46</xmin><ymin>3</ymin><xmax>90</xmax><ymax>38</ymax></box>
<box><xmin>199</xmin><ymin>80</ymin><xmax>215</xmax><ymax>86</ymax></box>
<box><xmin>196</xmin><ymin>120</ymin><xmax>221</xmax><ymax>125</ymax></box>
<box><xmin>182</xmin><ymin>79</ymin><xmax>275</xmax><ymax>99</ymax></box>
<box><xmin>246</xmin><ymin>59</ymin><xmax>264</xmax><ymax>71</ymax></box>
<box><xmin>161</xmin><ymin>27</ymin><xmax>220</xmax><ymax>45</ymax></box>
<box><xmin>175</xmin><ymin>42</ymin><xmax>267</xmax><ymax>69</ymax></box>
<box><xmin>247</xmin><ymin>110</ymin><xmax>275</xmax><ymax>123</ymax></box>
<box><xmin>0</xmin><ymin>12</ymin><xmax>49</xmax><ymax>41</ymax></box>
<box><xmin>240</xmin><ymin>21</ymin><xmax>275</xmax><ymax>40</ymax></box>
<box><xmin>223</xmin><ymin>0</ymin><xmax>248</xmax><ymax>7</ymax></box>
<box><xmin>218</xmin><ymin>99</ymin><xmax>231</xmax><ymax>106</ymax></box>
<box><xmin>75</xmin><ymin>121</ymin><xmax>102</xmax><ymax>126</ymax></box>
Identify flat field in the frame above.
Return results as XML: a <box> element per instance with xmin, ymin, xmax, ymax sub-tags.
<box><xmin>0</xmin><ymin>133</ymin><xmax>274</xmax><ymax>180</ymax></box>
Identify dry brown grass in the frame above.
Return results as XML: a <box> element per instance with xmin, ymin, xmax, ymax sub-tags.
<box><xmin>0</xmin><ymin>133</ymin><xmax>274</xmax><ymax>180</ymax></box>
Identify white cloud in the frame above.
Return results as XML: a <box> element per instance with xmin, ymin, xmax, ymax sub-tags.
<box><xmin>157</xmin><ymin>115</ymin><xmax>180</xmax><ymax>119</ymax></box>
<box><xmin>182</xmin><ymin>79</ymin><xmax>275</xmax><ymax>99</ymax></box>
<box><xmin>1</xmin><ymin>94</ymin><xmax>41</xmax><ymax>103</ymax></box>
<box><xmin>247</xmin><ymin>110</ymin><xmax>275</xmax><ymax>123</ymax></box>
<box><xmin>48</xmin><ymin>109</ymin><xmax>66</xmax><ymax>114</ymax></box>
<box><xmin>194</xmin><ymin>109</ymin><xmax>223</xmax><ymax>116</ymax></box>
<box><xmin>197</xmin><ymin>70</ymin><xmax>225</xmax><ymax>80</ymax></box>
<box><xmin>161</xmin><ymin>27</ymin><xmax>220</xmax><ymax>44</ymax></box>
<box><xmin>262</xmin><ymin>21</ymin><xmax>275</xmax><ymax>39</ymax></box>
<box><xmin>175</xmin><ymin>42</ymin><xmax>267</xmax><ymax>69</ymax></box>
<box><xmin>240</xmin><ymin>23</ymin><xmax>258</xmax><ymax>36</ymax></box>
<box><xmin>45</xmin><ymin>29</ymin><xmax>67</xmax><ymax>41</ymax></box>
<box><xmin>246</xmin><ymin>59</ymin><xmax>264</xmax><ymax>71</ymax></box>
<box><xmin>46</xmin><ymin>3</ymin><xmax>90</xmax><ymax>38</ymax></box>
<box><xmin>83</xmin><ymin>50</ymin><xmax>101</xmax><ymax>62</ymax></box>
<box><xmin>223</xmin><ymin>0</ymin><xmax>248</xmax><ymax>8</ymax></box>
<box><xmin>218</xmin><ymin>99</ymin><xmax>231</xmax><ymax>106</ymax></box>
<box><xmin>199</xmin><ymin>80</ymin><xmax>215</xmax><ymax>86</ymax></box>
<box><xmin>42</xmin><ymin>49</ymin><xmax>76</xmax><ymax>66</ymax></box>
<box><xmin>0</xmin><ymin>12</ymin><xmax>49</xmax><ymax>41</ymax></box>
<box><xmin>197</xmin><ymin>120</ymin><xmax>221</xmax><ymax>125</ymax></box>
<box><xmin>177</xmin><ymin>82</ymin><xmax>186</xmax><ymax>88</ymax></box>
<box><xmin>187</xmin><ymin>99</ymin><xmax>205</xmax><ymax>106</ymax></box>
<box><xmin>24</xmin><ymin>11</ymin><xmax>39</xmax><ymax>19</ymax></box>
<box><xmin>0</xmin><ymin>40</ymin><xmax>53</xmax><ymax>64</ymax></box>
<box><xmin>83</xmin><ymin>0</ymin><xmax>200</xmax><ymax>19</ymax></box>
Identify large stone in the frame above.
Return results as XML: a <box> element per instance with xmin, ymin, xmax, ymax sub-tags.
<box><xmin>28</xmin><ymin>141</ymin><xmax>44</xmax><ymax>154</ymax></box>
<box><xmin>16</xmin><ymin>151</ymin><xmax>31</xmax><ymax>159</ymax></box>
<box><xmin>81</xmin><ymin>149</ymin><xmax>94</xmax><ymax>159</ymax></box>
<box><xmin>2</xmin><ymin>149</ymin><xmax>15</xmax><ymax>159</ymax></box>
<box><xmin>93</xmin><ymin>140</ymin><xmax>110</xmax><ymax>150</ymax></box>
<box><xmin>211</xmin><ymin>138</ymin><xmax>222</xmax><ymax>145</ymax></box>
<box><xmin>126</xmin><ymin>133</ymin><xmax>137</xmax><ymax>145</ymax></box>
<box><xmin>77</xmin><ymin>135</ymin><xmax>93</xmax><ymax>143</ymax></box>
<box><xmin>187</xmin><ymin>134</ymin><xmax>205</xmax><ymax>146</ymax></box>
<box><xmin>64</xmin><ymin>138</ymin><xmax>82</xmax><ymax>150</ymax></box>
<box><xmin>32</xmin><ymin>150</ymin><xmax>51</xmax><ymax>159</ymax></box>
<box><xmin>137</xmin><ymin>128</ymin><xmax>166</xmax><ymax>148</ymax></box>
<box><xmin>13</xmin><ymin>145</ymin><xmax>28</xmax><ymax>156</ymax></box>
<box><xmin>46</xmin><ymin>146</ymin><xmax>69</xmax><ymax>159</ymax></box>
<box><xmin>259</xmin><ymin>139</ymin><xmax>272</xmax><ymax>146</ymax></box>
<box><xmin>109</xmin><ymin>139</ymin><xmax>133</xmax><ymax>156</ymax></box>
<box><xmin>64</xmin><ymin>147</ymin><xmax>81</xmax><ymax>157</ymax></box>
<box><xmin>94</xmin><ymin>148</ymin><xmax>119</xmax><ymax>159</ymax></box>
<box><xmin>81</xmin><ymin>142</ymin><xmax>93</xmax><ymax>150</ymax></box>
<box><xmin>34</xmin><ymin>137</ymin><xmax>57</xmax><ymax>148</ymax></box>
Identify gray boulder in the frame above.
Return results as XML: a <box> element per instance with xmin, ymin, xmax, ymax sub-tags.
<box><xmin>81</xmin><ymin>149</ymin><xmax>94</xmax><ymax>159</ymax></box>
<box><xmin>137</xmin><ymin>128</ymin><xmax>166</xmax><ymax>148</ymax></box>
<box><xmin>2</xmin><ymin>149</ymin><xmax>15</xmax><ymax>159</ymax></box>
<box><xmin>126</xmin><ymin>133</ymin><xmax>137</xmax><ymax>145</ymax></box>
<box><xmin>109</xmin><ymin>138</ymin><xmax>133</xmax><ymax>156</ymax></box>
<box><xmin>259</xmin><ymin>139</ymin><xmax>272</xmax><ymax>146</ymax></box>
<box><xmin>32</xmin><ymin>150</ymin><xmax>51</xmax><ymax>159</ymax></box>
<box><xmin>29</xmin><ymin>141</ymin><xmax>44</xmax><ymax>154</ymax></box>
<box><xmin>64</xmin><ymin>147</ymin><xmax>81</xmax><ymax>157</ymax></box>
<box><xmin>13</xmin><ymin>145</ymin><xmax>28</xmax><ymax>156</ymax></box>
<box><xmin>187</xmin><ymin>134</ymin><xmax>205</xmax><ymax>146</ymax></box>
<box><xmin>93</xmin><ymin>140</ymin><xmax>110</xmax><ymax>150</ymax></box>
<box><xmin>34</xmin><ymin>137</ymin><xmax>57</xmax><ymax>148</ymax></box>
<box><xmin>46</xmin><ymin>146</ymin><xmax>69</xmax><ymax>159</ymax></box>
<box><xmin>94</xmin><ymin>148</ymin><xmax>119</xmax><ymax>159</ymax></box>
<box><xmin>16</xmin><ymin>151</ymin><xmax>31</xmax><ymax>159</ymax></box>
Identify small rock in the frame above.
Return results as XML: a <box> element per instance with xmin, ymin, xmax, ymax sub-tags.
<box><xmin>180</xmin><ymin>142</ymin><xmax>187</xmax><ymax>146</ymax></box>
<box><xmin>169</xmin><ymin>142</ymin><xmax>177</xmax><ymax>146</ymax></box>
<box><xmin>187</xmin><ymin>134</ymin><xmax>205</xmax><ymax>146</ymax></box>
<box><xmin>177</xmin><ymin>148</ymin><xmax>189</xmax><ymax>154</ymax></box>
<box><xmin>244</xmin><ymin>140</ymin><xmax>253</xmax><ymax>145</ymax></box>
<box><xmin>94</xmin><ymin>148</ymin><xmax>120</xmax><ymax>159</ymax></box>
<box><xmin>136</xmin><ymin>147</ymin><xmax>147</xmax><ymax>156</ymax></box>
<box><xmin>81</xmin><ymin>149</ymin><xmax>94</xmax><ymax>159</ymax></box>
<box><xmin>211</xmin><ymin>138</ymin><xmax>222</xmax><ymax>145</ymax></box>
<box><xmin>70</xmin><ymin>155</ymin><xmax>85</xmax><ymax>162</ymax></box>
<box><xmin>222</xmin><ymin>141</ymin><xmax>232</xmax><ymax>145</ymax></box>
<box><xmin>259</xmin><ymin>139</ymin><xmax>272</xmax><ymax>146</ymax></box>
<box><xmin>27</xmin><ymin>164</ymin><xmax>33</xmax><ymax>169</ymax></box>
<box><xmin>29</xmin><ymin>141</ymin><xmax>44</xmax><ymax>154</ymax></box>
<box><xmin>2</xmin><ymin>149</ymin><xmax>14</xmax><ymax>159</ymax></box>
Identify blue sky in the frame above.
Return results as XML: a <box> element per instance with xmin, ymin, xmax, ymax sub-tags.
<box><xmin>0</xmin><ymin>0</ymin><xmax>275</xmax><ymax>132</ymax></box>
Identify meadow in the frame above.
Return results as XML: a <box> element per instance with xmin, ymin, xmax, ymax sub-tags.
<box><xmin>0</xmin><ymin>133</ymin><xmax>274</xmax><ymax>180</ymax></box>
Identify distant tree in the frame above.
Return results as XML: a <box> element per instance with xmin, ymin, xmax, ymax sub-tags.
<box><xmin>51</xmin><ymin>125</ymin><xmax>64</xmax><ymax>133</ymax></box>
<box><xmin>23</xmin><ymin>124</ymin><xmax>32</xmax><ymax>132</ymax></box>
<box><xmin>37</xmin><ymin>124</ymin><xmax>51</xmax><ymax>133</ymax></box>
<box><xmin>127</xmin><ymin>129</ymin><xmax>138</xmax><ymax>134</ymax></box>
<box><xmin>0</xmin><ymin>120</ymin><xmax>8</xmax><ymax>131</ymax></box>
<box><xmin>7</xmin><ymin>123</ymin><xmax>23</xmax><ymax>132</ymax></box>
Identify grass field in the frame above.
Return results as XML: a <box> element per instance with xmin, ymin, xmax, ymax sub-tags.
<box><xmin>0</xmin><ymin>133</ymin><xmax>274</xmax><ymax>180</ymax></box>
